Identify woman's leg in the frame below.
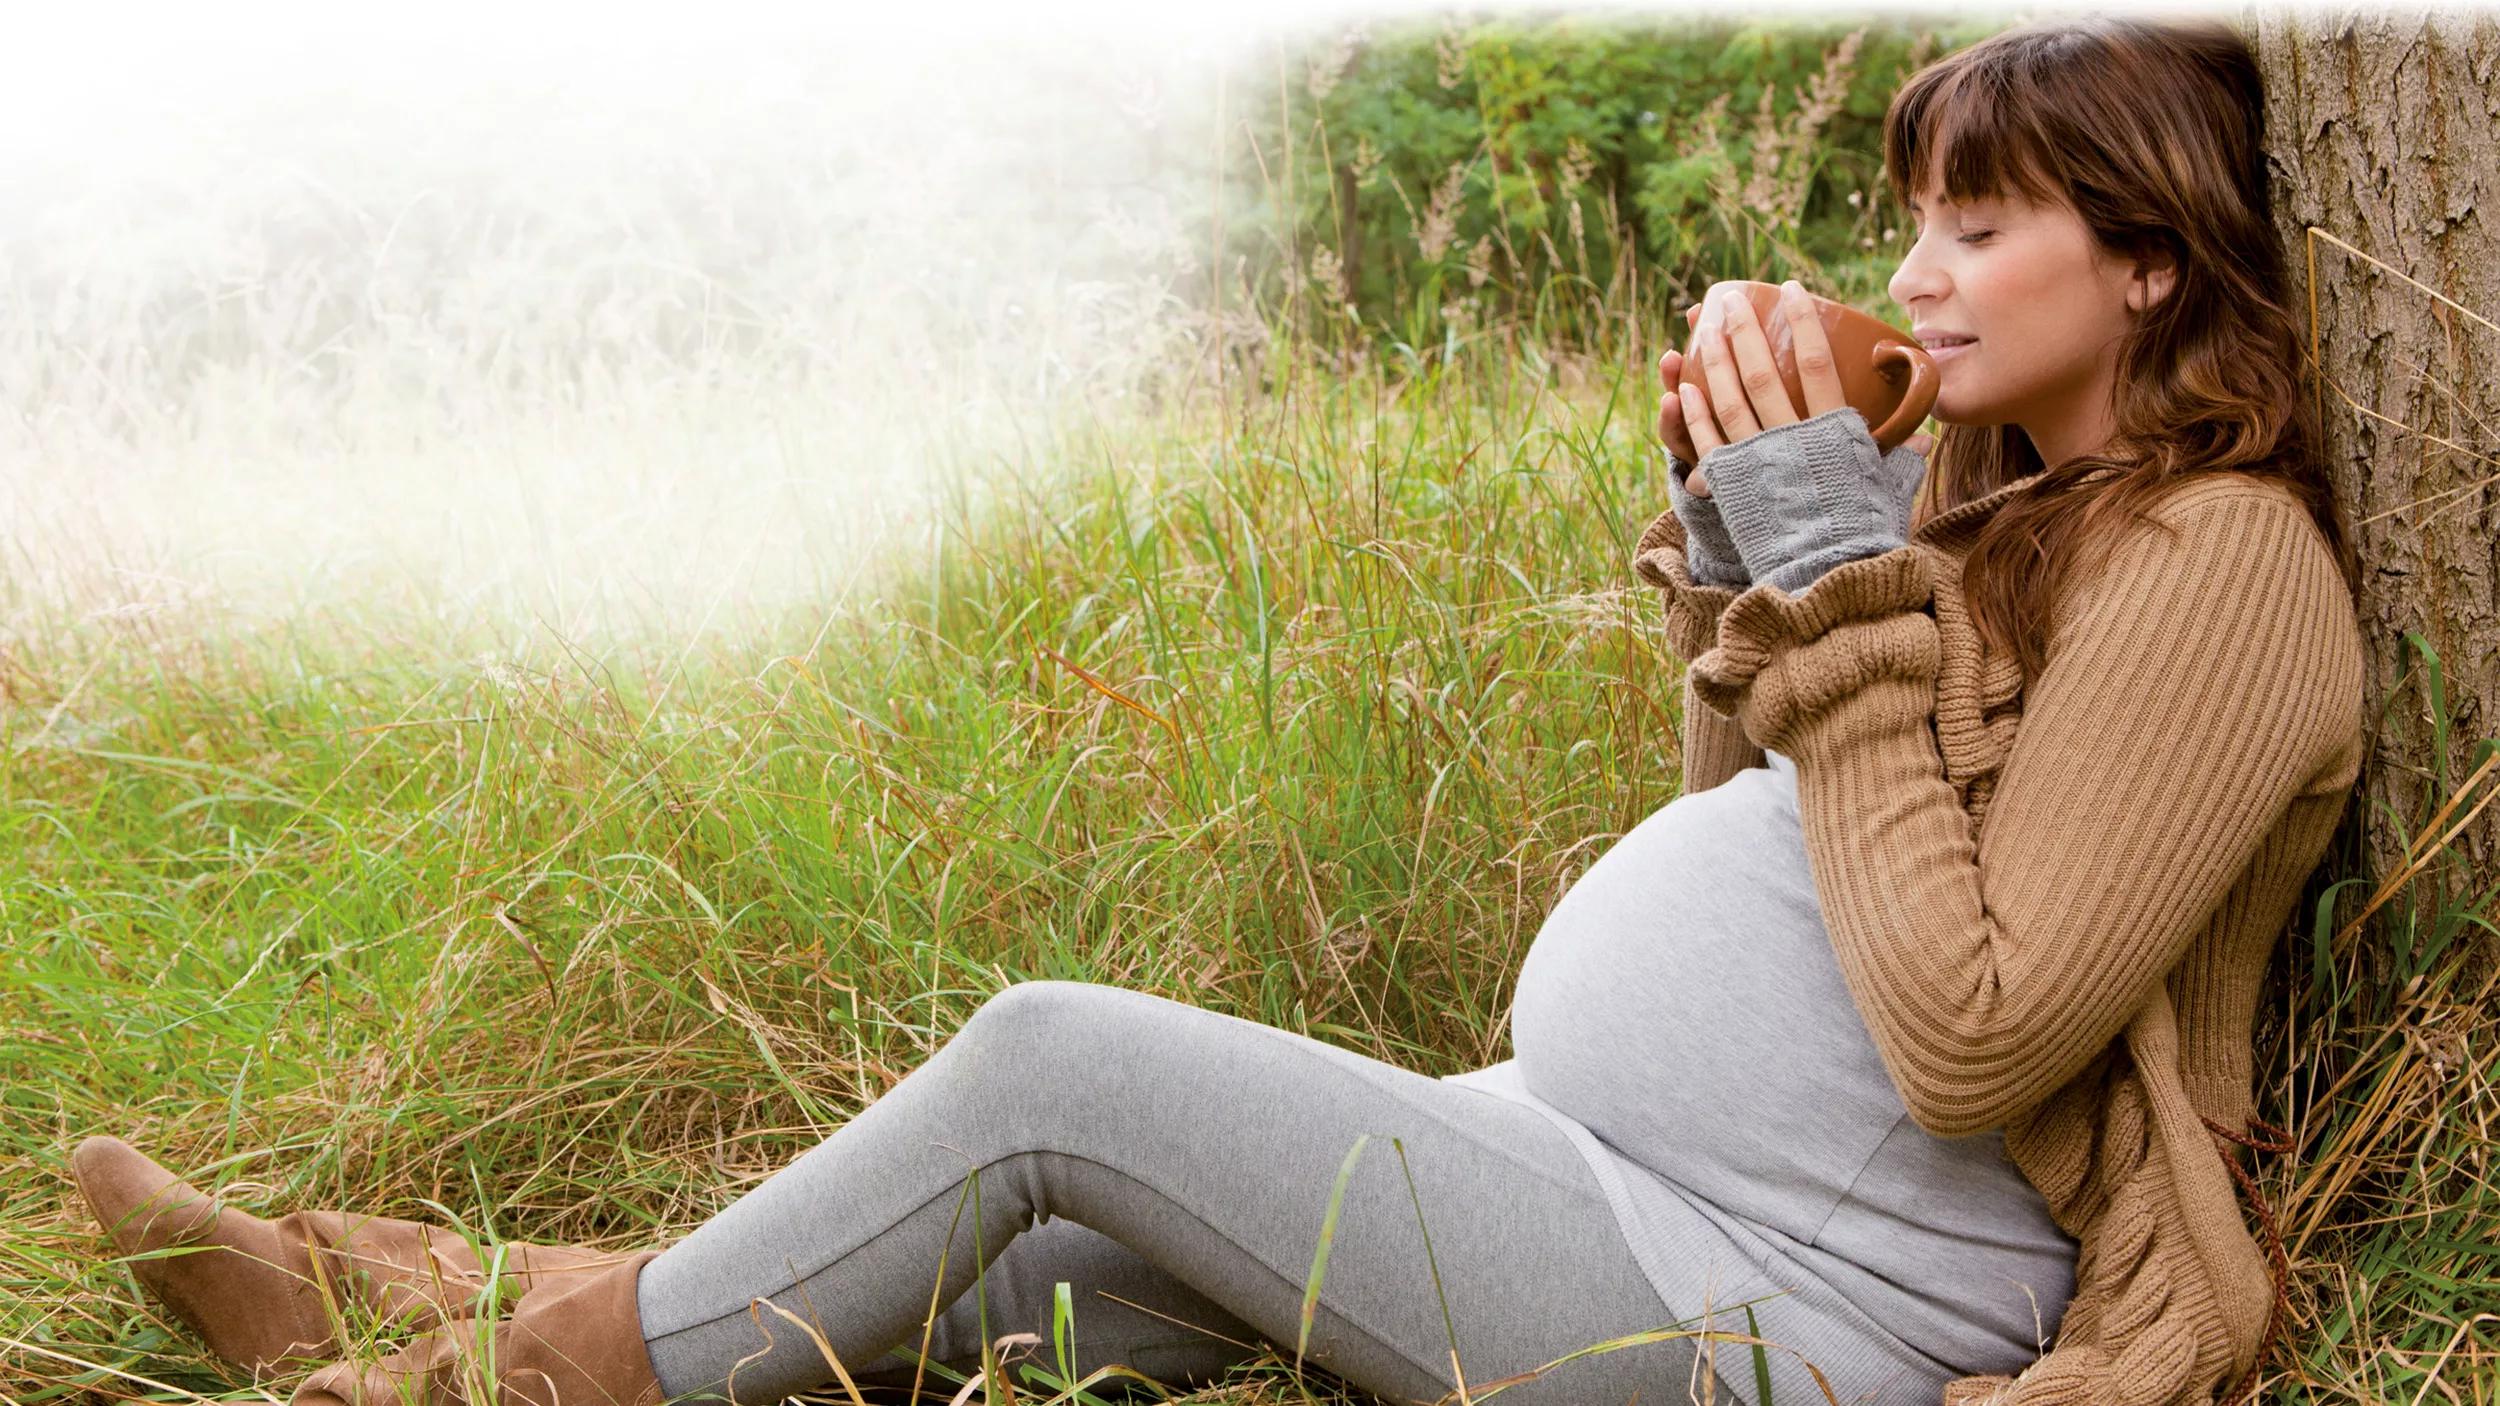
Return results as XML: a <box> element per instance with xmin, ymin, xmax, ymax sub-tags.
<box><xmin>842</xmin><ymin>1212</ymin><xmax>1267</xmax><ymax>1397</ymax></box>
<box><xmin>635</xmin><ymin>980</ymin><xmax>1697</xmax><ymax>1406</ymax></box>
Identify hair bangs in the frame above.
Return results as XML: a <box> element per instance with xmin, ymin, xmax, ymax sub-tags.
<box><xmin>1884</xmin><ymin>59</ymin><xmax>2063</xmax><ymax>217</ymax></box>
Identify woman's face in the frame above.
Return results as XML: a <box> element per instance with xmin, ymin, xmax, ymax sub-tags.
<box><xmin>1884</xmin><ymin>178</ymin><xmax>2173</xmax><ymax>467</ymax></box>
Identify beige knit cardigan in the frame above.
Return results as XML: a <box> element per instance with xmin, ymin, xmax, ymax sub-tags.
<box><xmin>1630</xmin><ymin>466</ymin><xmax>2366</xmax><ymax>1405</ymax></box>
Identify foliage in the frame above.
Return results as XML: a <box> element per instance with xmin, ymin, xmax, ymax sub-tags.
<box><xmin>1224</xmin><ymin>13</ymin><xmax>2014</xmax><ymax>359</ymax></box>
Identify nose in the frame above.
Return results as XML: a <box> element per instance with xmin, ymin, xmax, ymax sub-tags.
<box><xmin>1887</xmin><ymin>231</ymin><xmax>1949</xmax><ymax>319</ymax></box>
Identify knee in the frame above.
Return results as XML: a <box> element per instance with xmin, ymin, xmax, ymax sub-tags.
<box><xmin>955</xmin><ymin>979</ymin><xmax>1119</xmax><ymax>1059</ymax></box>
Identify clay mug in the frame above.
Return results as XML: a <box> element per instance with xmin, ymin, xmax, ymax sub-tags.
<box><xmin>1678</xmin><ymin>280</ymin><xmax>1939</xmax><ymax>455</ymax></box>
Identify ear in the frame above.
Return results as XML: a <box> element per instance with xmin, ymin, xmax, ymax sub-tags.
<box><xmin>2127</xmin><ymin>247</ymin><xmax>2177</xmax><ymax>314</ymax></box>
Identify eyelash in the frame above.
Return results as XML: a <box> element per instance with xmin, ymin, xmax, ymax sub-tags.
<box><xmin>1909</xmin><ymin>223</ymin><xmax>1995</xmax><ymax>245</ymax></box>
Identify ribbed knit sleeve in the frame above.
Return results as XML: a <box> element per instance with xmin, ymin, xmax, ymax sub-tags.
<box><xmin>1684</xmin><ymin>487</ymin><xmax>2363</xmax><ymax>1137</ymax></box>
<box><xmin>1630</xmin><ymin>505</ymin><xmax>1767</xmax><ymax>796</ymax></box>
<box><xmin>1662</xmin><ymin>449</ymin><xmax>1751</xmax><ymax>589</ymax></box>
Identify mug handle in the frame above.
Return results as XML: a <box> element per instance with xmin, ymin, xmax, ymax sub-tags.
<box><xmin>1867</xmin><ymin>341</ymin><xmax>1940</xmax><ymax>453</ymax></box>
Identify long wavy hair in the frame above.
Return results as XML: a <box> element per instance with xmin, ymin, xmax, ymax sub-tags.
<box><xmin>1882</xmin><ymin>14</ymin><xmax>2359</xmax><ymax>686</ymax></box>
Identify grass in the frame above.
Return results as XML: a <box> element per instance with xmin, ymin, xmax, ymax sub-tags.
<box><xmin>6</xmin><ymin>16</ymin><xmax>2497</xmax><ymax>1404</ymax></box>
<box><xmin>11</xmin><ymin>306</ymin><xmax>2496</xmax><ymax>1404</ymax></box>
<box><xmin>0</xmin><ymin>321</ymin><xmax>1818</xmax><ymax>1403</ymax></box>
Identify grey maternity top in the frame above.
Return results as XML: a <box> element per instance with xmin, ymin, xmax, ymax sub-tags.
<box><xmin>1443</xmin><ymin>746</ymin><xmax>2079</xmax><ymax>1406</ymax></box>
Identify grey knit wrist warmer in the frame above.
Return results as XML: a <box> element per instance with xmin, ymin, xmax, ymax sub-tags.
<box><xmin>1663</xmin><ymin>453</ymin><xmax>1751</xmax><ymax>588</ymax></box>
<box><xmin>1699</xmin><ymin>405</ymin><xmax>1929</xmax><ymax>594</ymax></box>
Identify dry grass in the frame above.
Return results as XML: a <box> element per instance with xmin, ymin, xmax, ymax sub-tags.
<box><xmin>4</xmin><ymin>15</ymin><xmax>2494</xmax><ymax>1406</ymax></box>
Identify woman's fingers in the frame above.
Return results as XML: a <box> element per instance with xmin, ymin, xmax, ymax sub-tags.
<box><xmin>1695</xmin><ymin>309</ymin><xmax>1760</xmax><ymax>444</ymax></box>
<box><xmin>1664</xmin><ymin>299</ymin><xmax>1726</xmax><ymax>495</ymax></box>
<box><xmin>1778</xmin><ymin>280</ymin><xmax>1849</xmax><ymax>418</ymax></box>
<box><xmin>1679</xmin><ymin>382</ymin><xmax>1724</xmax><ymax>475</ymax></box>
<box><xmin>1655</xmin><ymin>349</ymin><xmax>1700</xmax><ymax>464</ymax></box>
<box><xmin>1711</xmin><ymin>285</ymin><xmax>1793</xmax><ymax>434</ymax></box>
<box><xmin>1673</xmin><ymin>284</ymin><xmax>1863</xmax><ymax>498</ymax></box>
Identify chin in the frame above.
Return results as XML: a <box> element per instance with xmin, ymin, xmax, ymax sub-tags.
<box><xmin>1927</xmin><ymin>392</ymin><xmax>2010</xmax><ymax>430</ymax></box>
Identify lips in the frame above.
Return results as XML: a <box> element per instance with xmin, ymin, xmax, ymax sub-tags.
<box><xmin>1919</xmin><ymin>334</ymin><xmax>1977</xmax><ymax>348</ymax></box>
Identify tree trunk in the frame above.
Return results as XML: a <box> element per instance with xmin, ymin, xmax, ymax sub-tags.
<box><xmin>2247</xmin><ymin>4</ymin><xmax>2499</xmax><ymax>919</ymax></box>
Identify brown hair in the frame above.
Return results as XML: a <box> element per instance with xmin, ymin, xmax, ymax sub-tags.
<box><xmin>1881</xmin><ymin>13</ymin><xmax>2359</xmax><ymax>685</ymax></box>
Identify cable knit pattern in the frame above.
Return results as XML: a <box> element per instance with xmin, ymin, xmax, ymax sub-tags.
<box><xmin>1697</xmin><ymin>405</ymin><xmax>1933</xmax><ymax>593</ymax></box>
<box><xmin>1627</xmin><ymin>454</ymin><xmax>2367</xmax><ymax>1406</ymax></box>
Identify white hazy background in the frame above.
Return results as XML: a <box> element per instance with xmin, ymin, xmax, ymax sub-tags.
<box><xmin>0</xmin><ymin>0</ymin><xmax>2325</xmax><ymax>655</ymax></box>
<box><xmin>0</xmin><ymin>2</ymin><xmax>1313</xmax><ymax>653</ymax></box>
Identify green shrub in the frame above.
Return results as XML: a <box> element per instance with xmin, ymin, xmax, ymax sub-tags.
<box><xmin>1227</xmin><ymin>13</ymin><xmax>2014</xmax><ymax>357</ymax></box>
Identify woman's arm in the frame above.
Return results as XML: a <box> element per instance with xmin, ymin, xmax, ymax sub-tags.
<box><xmin>1634</xmin><ymin>468</ymin><xmax>1765</xmax><ymax>796</ymax></box>
<box><xmin>1678</xmin><ymin>674</ymin><xmax>1767</xmax><ymax>798</ymax></box>
<box><xmin>1684</xmin><ymin>418</ymin><xmax>2365</xmax><ymax>1137</ymax></box>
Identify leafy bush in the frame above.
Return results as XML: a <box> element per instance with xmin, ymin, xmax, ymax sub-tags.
<box><xmin>1225</xmin><ymin>13</ymin><xmax>2012</xmax><ymax>359</ymax></box>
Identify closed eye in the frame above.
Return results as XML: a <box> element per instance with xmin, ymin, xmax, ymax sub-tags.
<box><xmin>1957</xmin><ymin>231</ymin><xmax>1995</xmax><ymax>245</ymax></box>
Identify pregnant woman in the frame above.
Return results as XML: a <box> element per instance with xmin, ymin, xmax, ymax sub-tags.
<box><xmin>72</xmin><ymin>15</ymin><xmax>2365</xmax><ymax>1406</ymax></box>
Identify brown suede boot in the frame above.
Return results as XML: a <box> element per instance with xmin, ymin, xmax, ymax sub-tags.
<box><xmin>71</xmin><ymin>1135</ymin><xmax>621</xmax><ymax>1375</ymax></box>
<box><xmin>290</xmin><ymin>1250</ymin><xmax>666</xmax><ymax>1406</ymax></box>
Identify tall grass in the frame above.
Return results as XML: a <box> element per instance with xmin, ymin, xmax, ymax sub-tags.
<box><xmin>5</xmin><ymin>15</ymin><xmax>2493</xmax><ymax>1406</ymax></box>
<box><xmin>3</xmin><ymin>301</ymin><xmax>1799</xmax><ymax>1404</ymax></box>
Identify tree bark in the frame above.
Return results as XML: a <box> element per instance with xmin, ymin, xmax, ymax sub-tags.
<box><xmin>2247</xmin><ymin>4</ymin><xmax>2499</xmax><ymax>912</ymax></box>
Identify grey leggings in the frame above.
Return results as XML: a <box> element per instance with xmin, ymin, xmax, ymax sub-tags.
<box><xmin>634</xmin><ymin>980</ymin><xmax>1712</xmax><ymax>1405</ymax></box>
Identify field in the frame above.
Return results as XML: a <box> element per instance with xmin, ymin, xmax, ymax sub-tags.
<box><xmin>5</xmin><ymin>13</ymin><xmax>2494</xmax><ymax>1405</ymax></box>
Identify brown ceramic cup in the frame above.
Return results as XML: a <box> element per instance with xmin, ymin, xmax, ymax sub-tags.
<box><xmin>1678</xmin><ymin>281</ymin><xmax>1939</xmax><ymax>454</ymax></box>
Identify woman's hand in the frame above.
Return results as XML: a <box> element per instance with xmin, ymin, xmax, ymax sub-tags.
<box><xmin>1656</xmin><ymin>280</ymin><xmax>1852</xmax><ymax>498</ymax></box>
<box><xmin>1650</xmin><ymin>302</ymin><xmax>1710</xmax><ymax>475</ymax></box>
<box><xmin>1653</xmin><ymin>337</ymin><xmax>1705</xmax><ymax>479</ymax></box>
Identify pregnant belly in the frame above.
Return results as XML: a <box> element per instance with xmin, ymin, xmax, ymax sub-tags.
<box><xmin>1507</xmin><ymin>767</ymin><xmax>1907</xmax><ymax>1243</ymax></box>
